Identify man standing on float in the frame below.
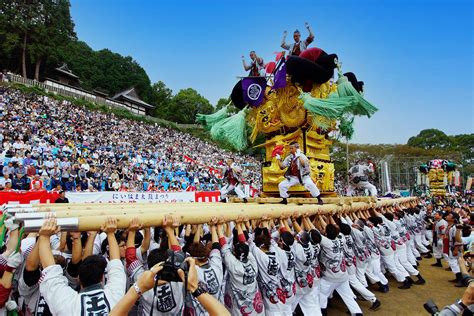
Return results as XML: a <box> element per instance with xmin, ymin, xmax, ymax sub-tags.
<box><xmin>347</xmin><ymin>162</ymin><xmax>378</xmax><ymax>197</ymax></box>
<box><xmin>276</xmin><ymin>141</ymin><xmax>323</xmax><ymax>205</ymax></box>
<box><xmin>241</xmin><ymin>51</ymin><xmax>265</xmax><ymax>77</ymax></box>
<box><xmin>281</xmin><ymin>22</ymin><xmax>315</xmax><ymax>56</ymax></box>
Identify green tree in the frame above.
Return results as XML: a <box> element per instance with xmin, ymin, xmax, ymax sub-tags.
<box><xmin>29</xmin><ymin>0</ymin><xmax>76</xmax><ymax>80</ymax></box>
<box><xmin>167</xmin><ymin>88</ymin><xmax>213</xmax><ymax>123</ymax></box>
<box><xmin>216</xmin><ymin>97</ymin><xmax>230</xmax><ymax>110</ymax></box>
<box><xmin>151</xmin><ymin>81</ymin><xmax>172</xmax><ymax>118</ymax></box>
<box><xmin>0</xmin><ymin>0</ymin><xmax>48</xmax><ymax>77</ymax></box>
<box><xmin>55</xmin><ymin>43</ymin><xmax>156</xmax><ymax>103</ymax></box>
<box><xmin>0</xmin><ymin>0</ymin><xmax>75</xmax><ymax>79</ymax></box>
<box><xmin>407</xmin><ymin>129</ymin><xmax>451</xmax><ymax>150</ymax></box>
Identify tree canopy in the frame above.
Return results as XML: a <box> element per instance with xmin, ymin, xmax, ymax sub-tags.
<box><xmin>166</xmin><ymin>88</ymin><xmax>214</xmax><ymax>124</ymax></box>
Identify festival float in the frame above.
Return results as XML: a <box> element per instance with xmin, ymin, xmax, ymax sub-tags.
<box><xmin>197</xmin><ymin>45</ymin><xmax>378</xmax><ymax>197</ymax></box>
<box><xmin>419</xmin><ymin>159</ymin><xmax>458</xmax><ymax>196</ymax></box>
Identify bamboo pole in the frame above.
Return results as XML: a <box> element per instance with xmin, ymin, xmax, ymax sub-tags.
<box><xmin>21</xmin><ymin>197</ymin><xmax>418</xmax><ymax>232</ymax></box>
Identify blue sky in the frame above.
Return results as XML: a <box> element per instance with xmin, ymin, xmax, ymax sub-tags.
<box><xmin>69</xmin><ymin>0</ymin><xmax>473</xmax><ymax>144</ymax></box>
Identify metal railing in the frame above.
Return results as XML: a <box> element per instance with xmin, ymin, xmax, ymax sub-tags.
<box><xmin>8</xmin><ymin>73</ymin><xmax>117</xmax><ymax>108</ymax></box>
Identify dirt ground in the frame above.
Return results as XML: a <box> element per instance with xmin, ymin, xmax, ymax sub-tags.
<box><xmin>318</xmin><ymin>258</ymin><xmax>466</xmax><ymax>316</ymax></box>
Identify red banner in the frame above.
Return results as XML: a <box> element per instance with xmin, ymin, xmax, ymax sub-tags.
<box><xmin>0</xmin><ymin>191</ymin><xmax>59</xmax><ymax>204</ymax></box>
<box><xmin>195</xmin><ymin>191</ymin><xmax>221</xmax><ymax>202</ymax></box>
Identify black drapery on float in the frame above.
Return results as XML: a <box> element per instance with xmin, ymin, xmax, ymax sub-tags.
<box><xmin>286</xmin><ymin>52</ymin><xmax>338</xmax><ymax>86</ymax></box>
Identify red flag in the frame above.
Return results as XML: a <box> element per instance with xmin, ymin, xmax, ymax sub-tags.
<box><xmin>183</xmin><ymin>155</ymin><xmax>195</xmax><ymax>163</ymax></box>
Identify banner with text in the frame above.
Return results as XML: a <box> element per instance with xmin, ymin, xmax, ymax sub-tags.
<box><xmin>66</xmin><ymin>191</ymin><xmax>196</xmax><ymax>203</ymax></box>
<box><xmin>0</xmin><ymin>191</ymin><xmax>221</xmax><ymax>204</ymax></box>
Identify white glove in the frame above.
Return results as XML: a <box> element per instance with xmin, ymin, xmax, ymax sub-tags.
<box><xmin>295</xmin><ymin>149</ymin><xmax>301</xmax><ymax>158</ymax></box>
<box><xmin>275</xmin><ymin>154</ymin><xmax>281</xmax><ymax>160</ymax></box>
<box><xmin>5</xmin><ymin>300</ymin><xmax>17</xmax><ymax>311</ymax></box>
<box><xmin>4</xmin><ymin>218</ymin><xmax>19</xmax><ymax>232</ymax></box>
<box><xmin>7</xmin><ymin>252</ymin><xmax>22</xmax><ymax>269</ymax></box>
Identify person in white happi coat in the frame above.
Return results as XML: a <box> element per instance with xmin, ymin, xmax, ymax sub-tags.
<box><xmin>395</xmin><ymin>211</ymin><xmax>418</xmax><ymax>267</ymax></box>
<box><xmin>186</xmin><ymin>224</ymin><xmax>224</xmax><ymax>316</ymax></box>
<box><xmin>281</xmin><ymin>22</ymin><xmax>315</xmax><ymax>56</ymax></box>
<box><xmin>404</xmin><ymin>209</ymin><xmax>423</xmax><ymax>262</ymax></box>
<box><xmin>347</xmin><ymin>162</ymin><xmax>377</xmax><ymax>197</ymax></box>
<box><xmin>218</xmin><ymin>220</ymin><xmax>264</xmax><ymax>316</ymax></box>
<box><xmin>219</xmin><ymin>158</ymin><xmax>248</xmax><ymax>203</ymax></box>
<box><xmin>276</xmin><ymin>141</ymin><xmax>323</xmax><ymax>205</ymax></box>
<box><xmin>432</xmin><ymin>210</ymin><xmax>448</xmax><ymax>268</ymax></box>
<box><xmin>339</xmin><ymin>218</ymin><xmax>381</xmax><ymax>311</ymax></box>
<box><xmin>249</xmin><ymin>219</ymin><xmax>292</xmax><ymax>316</ymax></box>
<box><xmin>242</xmin><ymin>51</ymin><xmax>265</xmax><ymax>77</ymax></box>
<box><xmin>289</xmin><ymin>216</ymin><xmax>322</xmax><ymax>316</ymax></box>
<box><xmin>361</xmin><ymin>216</ymin><xmax>390</xmax><ymax>293</ymax></box>
<box><xmin>316</xmin><ymin>215</ymin><xmax>363</xmax><ymax>316</ymax></box>
<box><xmin>411</xmin><ymin>208</ymin><xmax>430</xmax><ymax>255</ymax></box>
<box><xmin>443</xmin><ymin>212</ymin><xmax>464</xmax><ymax>287</ymax></box>
<box><xmin>38</xmin><ymin>217</ymin><xmax>126</xmax><ymax>316</ymax></box>
<box><xmin>271</xmin><ymin>221</ymin><xmax>298</xmax><ymax>315</ymax></box>
<box><xmin>367</xmin><ymin>215</ymin><xmax>411</xmax><ymax>289</ymax></box>
<box><xmin>379</xmin><ymin>211</ymin><xmax>426</xmax><ymax>286</ymax></box>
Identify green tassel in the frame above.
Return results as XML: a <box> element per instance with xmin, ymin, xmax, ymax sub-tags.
<box><xmin>196</xmin><ymin>106</ymin><xmax>229</xmax><ymax>130</ymax></box>
<box><xmin>300</xmin><ymin>92</ymin><xmax>354</xmax><ymax>118</ymax></box>
<box><xmin>210</xmin><ymin>108</ymin><xmax>249</xmax><ymax>151</ymax></box>
<box><xmin>339</xmin><ymin>116</ymin><xmax>355</xmax><ymax>140</ymax></box>
<box><xmin>336</xmin><ymin>75</ymin><xmax>378</xmax><ymax>117</ymax></box>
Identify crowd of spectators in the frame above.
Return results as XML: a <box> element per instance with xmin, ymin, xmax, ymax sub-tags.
<box><xmin>0</xmin><ymin>87</ymin><xmax>261</xmax><ymax>193</ymax></box>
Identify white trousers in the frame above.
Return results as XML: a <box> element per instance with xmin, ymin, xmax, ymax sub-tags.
<box><xmin>355</xmin><ymin>259</ymin><xmax>370</xmax><ymax>287</ymax></box>
<box><xmin>421</xmin><ymin>230</ymin><xmax>431</xmax><ymax>246</ymax></box>
<box><xmin>220</xmin><ymin>183</ymin><xmax>246</xmax><ymax>199</ymax></box>
<box><xmin>408</xmin><ymin>236</ymin><xmax>421</xmax><ymax>259</ymax></box>
<box><xmin>444</xmin><ymin>252</ymin><xmax>461</xmax><ymax>274</ymax></box>
<box><xmin>279</xmin><ymin>175</ymin><xmax>320</xmax><ymax>198</ymax></box>
<box><xmin>425</xmin><ymin>230</ymin><xmax>433</xmax><ymax>244</ymax></box>
<box><xmin>405</xmin><ymin>238</ymin><xmax>418</xmax><ymax>266</ymax></box>
<box><xmin>381</xmin><ymin>253</ymin><xmax>407</xmax><ymax>282</ymax></box>
<box><xmin>366</xmin><ymin>255</ymin><xmax>388</xmax><ymax>285</ymax></box>
<box><xmin>395</xmin><ymin>244</ymin><xmax>419</xmax><ymax>276</ymax></box>
<box><xmin>291</xmin><ymin>282</ymin><xmax>322</xmax><ymax>316</ymax></box>
<box><xmin>347</xmin><ymin>181</ymin><xmax>377</xmax><ymax>196</ymax></box>
<box><xmin>414</xmin><ymin>233</ymin><xmax>429</xmax><ymax>254</ymax></box>
<box><xmin>433</xmin><ymin>239</ymin><xmax>444</xmax><ymax>259</ymax></box>
<box><xmin>348</xmin><ymin>274</ymin><xmax>377</xmax><ymax>303</ymax></box>
<box><xmin>319</xmin><ymin>278</ymin><xmax>362</xmax><ymax>315</ymax></box>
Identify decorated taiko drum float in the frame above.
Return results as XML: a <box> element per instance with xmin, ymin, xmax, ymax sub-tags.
<box><xmin>197</xmin><ymin>45</ymin><xmax>379</xmax><ymax>197</ymax></box>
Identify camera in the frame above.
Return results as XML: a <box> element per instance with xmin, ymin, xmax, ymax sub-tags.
<box><xmin>156</xmin><ymin>250</ymin><xmax>189</xmax><ymax>282</ymax></box>
<box><xmin>423</xmin><ymin>300</ymin><xmax>439</xmax><ymax>315</ymax></box>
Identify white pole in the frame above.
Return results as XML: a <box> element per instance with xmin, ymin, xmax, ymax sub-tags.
<box><xmin>384</xmin><ymin>161</ymin><xmax>391</xmax><ymax>193</ymax></box>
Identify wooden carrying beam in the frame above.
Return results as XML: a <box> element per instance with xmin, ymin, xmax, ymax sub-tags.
<box><xmin>20</xmin><ymin>197</ymin><xmax>418</xmax><ymax>232</ymax></box>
